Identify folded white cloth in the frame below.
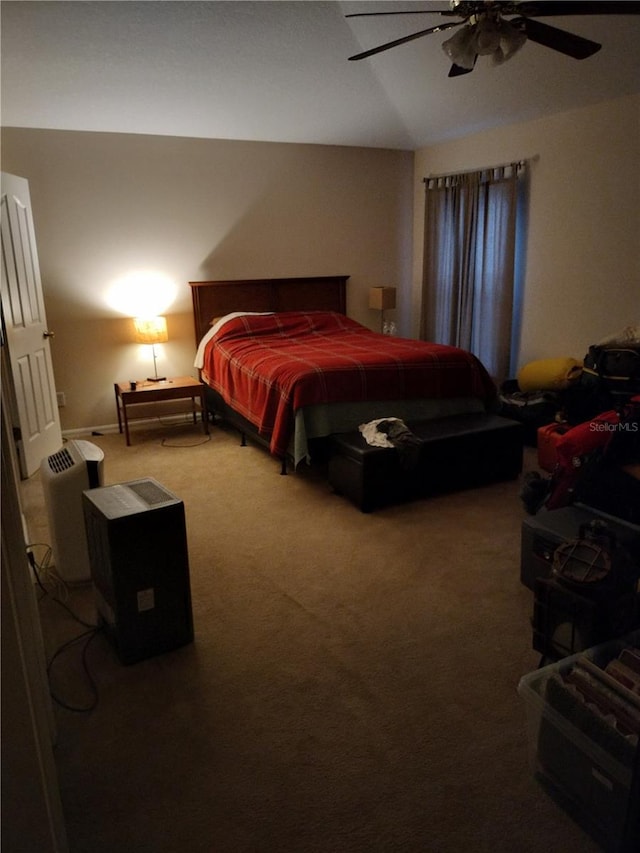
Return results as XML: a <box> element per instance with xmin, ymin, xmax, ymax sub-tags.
<box><xmin>359</xmin><ymin>417</ymin><xmax>406</xmax><ymax>448</ymax></box>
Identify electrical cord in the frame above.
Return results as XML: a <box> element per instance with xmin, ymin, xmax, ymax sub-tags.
<box><xmin>46</xmin><ymin>627</ymin><xmax>102</xmax><ymax>713</ymax></box>
<box><xmin>157</xmin><ymin>413</ymin><xmax>212</xmax><ymax>447</ymax></box>
<box><xmin>161</xmin><ymin>434</ymin><xmax>211</xmax><ymax>448</ymax></box>
<box><xmin>27</xmin><ymin>546</ymin><xmax>96</xmax><ymax>629</ymax></box>
<box><xmin>28</xmin><ymin>542</ymin><xmax>63</xmax><ymax>600</ymax></box>
<box><xmin>27</xmin><ymin>545</ymin><xmax>101</xmax><ymax>712</ymax></box>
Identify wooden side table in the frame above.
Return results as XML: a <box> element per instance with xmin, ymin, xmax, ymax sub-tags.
<box><xmin>114</xmin><ymin>376</ymin><xmax>210</xmax><ymax>445</ymax></box>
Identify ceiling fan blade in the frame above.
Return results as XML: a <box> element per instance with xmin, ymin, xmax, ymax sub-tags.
<box><xmin>514</xmin><ymin>16</ymin><xmax>601</xmax><ymax>59</ymax></box>
<box><xmin>448</xmin><ymin>59</ymin><xmax>476</xmax><ymax>77</ymax></box>
<box><xmin>348</xmin><ymin>20</ymin><xmax>464</xmax><ymax>61</ymax></box>
<box><xmin>515</xmin><ymin>1</ymin><xmax>640</xmax><ymax>15</ymax></box>
<box><xmin>346</xmin><ymin>1</ymin><xmax>640</xmax><ymax>17</ymax></box>
<box><xmin>345</xmin><ymin>10</ymin><xmax>443</xmax><ymax>18</ymax></box>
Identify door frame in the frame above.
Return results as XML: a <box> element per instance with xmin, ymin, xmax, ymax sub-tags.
<box><xmin>1</xmin><ymin>377</ymin><xmax>69</xmax><ymax>852</ymax></box>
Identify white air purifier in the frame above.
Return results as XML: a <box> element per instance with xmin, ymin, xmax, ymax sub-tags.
<box><xmin>40</xmin><ymin>439</ymin><xmax>105</xmax><ymax>583</ymax></box>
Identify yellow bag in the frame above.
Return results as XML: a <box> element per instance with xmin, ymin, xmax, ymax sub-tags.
<box><xmin>517</xmin><ymin>357</ymin><xmax>582</xmax><ymax>392</ymax></box>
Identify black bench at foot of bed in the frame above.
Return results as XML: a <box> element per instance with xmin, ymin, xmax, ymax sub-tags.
<box><xmin>327</xmin><ymin>412</ymin><xmax>524</xmax><ymax>512</ymax></box>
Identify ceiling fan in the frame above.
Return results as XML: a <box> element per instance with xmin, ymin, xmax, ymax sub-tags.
<box><xmin>346</xmin><ymin>1</ymin><xmax>640</xmax><ymax>77</ymax></box>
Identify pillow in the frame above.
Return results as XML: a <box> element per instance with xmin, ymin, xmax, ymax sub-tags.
<box><xmin>517</xmin><ymin>357</ymin><xmax>582</xmax><ymax>393</ymax></box>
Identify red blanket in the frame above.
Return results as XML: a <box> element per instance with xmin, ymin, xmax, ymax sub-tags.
<box><xmin>201</xmin><ymin>312</ymin><xmax>496</xmax><ymax>457</ymax></box>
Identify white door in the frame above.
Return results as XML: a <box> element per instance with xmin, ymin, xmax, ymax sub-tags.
<box><xmin>1</xmin><ymin>172</ymin><xmax>62</xmax><ymax>478</ymax></box>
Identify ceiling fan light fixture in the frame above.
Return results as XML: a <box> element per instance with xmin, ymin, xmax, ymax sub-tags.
<box><xmin>442</xmin><ymin>24</ymin><xmax>478</xmax><ymax>69</ymax></box>
<box><xmin>443</xmin><ymin>15</ymin><xmax>527</xmax><ymax>70</ymax></box>
<box><xmin>493</xmin><ymin>19</ymin><xmax>527</xmax><ymax>65</ymax></box>
<box><xmin>474</xmin><ymin>16</ymin><xmax>502</xmax><ymax>55</ymax></box>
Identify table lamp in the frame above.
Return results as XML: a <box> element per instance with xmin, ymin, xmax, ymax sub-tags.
<box><xmin>369</xmin><ymin>287</ymin><xmax>396</xmax><ymax>333</ymax></box>
<box><xmin>133</xmin><ymin>316</ymin><xmax>168</xmax><ymax>382</ymax></box>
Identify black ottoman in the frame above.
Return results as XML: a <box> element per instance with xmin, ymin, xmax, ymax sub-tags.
<box><xmin>328</xmin><ymin>412</ymin><xmax>523</xmax><ymax>512</ymax></box>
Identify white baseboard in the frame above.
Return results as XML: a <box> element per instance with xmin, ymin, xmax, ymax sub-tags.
<box><xmin>62</xmin><ymin>413</ymin><xmax>198</xmax><ymax>439</ymax></box>
<box><xmin>62</xmin><ymin>423</ymin><xmax>120</xmax><ymax>438</ymax></box>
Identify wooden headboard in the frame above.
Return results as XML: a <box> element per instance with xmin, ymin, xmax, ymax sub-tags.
<box><xmin>188</xmin><ymin>275</ymin><xmax>349</xmax><ymax>345</ymax></box>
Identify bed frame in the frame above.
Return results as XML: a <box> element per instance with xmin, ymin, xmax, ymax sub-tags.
<box><xmin>189</xmin><ymin>275</ymin><xmax>350</xmax><ymax>471</ymax></box>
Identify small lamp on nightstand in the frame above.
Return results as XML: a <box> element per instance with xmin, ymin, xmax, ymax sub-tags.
<box><xmin>133</xmin><ymin>316</ymin><xmax>168</xmax><ymax>382</ymax></box>
<box><xmin>369</xmin><ymin>287</ymin><xmax>396</xmax><ymax>333</ymax></box>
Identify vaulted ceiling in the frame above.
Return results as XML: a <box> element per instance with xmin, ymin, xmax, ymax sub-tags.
<box><xmin>2</xmin><ymin>1</ymin><xmax>640</xmax><ymax>150</ymax></box>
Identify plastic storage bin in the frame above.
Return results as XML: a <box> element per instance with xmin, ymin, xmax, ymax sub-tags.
<box><xmin>518</xmin><ymin>632</ymin><xmax>640</xmax><ymax>853</ymax></box>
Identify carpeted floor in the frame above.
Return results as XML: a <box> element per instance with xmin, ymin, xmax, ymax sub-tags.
<box><xmin>21</xmin><ymin>417</ymin><xmax>603</xmax><ymax>853</ymax></box>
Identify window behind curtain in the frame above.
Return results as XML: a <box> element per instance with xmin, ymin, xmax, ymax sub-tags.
<box><xmin>420</xmin><ymin>163</ymin><xmax>527</xmax><ymax>383</ymax></box>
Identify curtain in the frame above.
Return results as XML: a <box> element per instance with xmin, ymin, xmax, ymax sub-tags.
<box><xmin>420</xmin><ymin>163</ymin><xmax>524</xmax><ymax>382</ymax></box>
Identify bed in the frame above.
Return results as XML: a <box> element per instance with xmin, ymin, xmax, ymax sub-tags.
<box><xmin>190</xmin><ymin>276</ymin><xmax>497</xmax><ymax>470</ymax></box>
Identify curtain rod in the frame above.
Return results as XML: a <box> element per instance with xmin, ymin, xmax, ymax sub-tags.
<box><xmin>424</xmin><ymin>155</ymin><xmax>538</xmax><ymax>182</ymax></box>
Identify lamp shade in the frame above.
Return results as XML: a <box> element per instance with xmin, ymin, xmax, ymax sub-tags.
<box><xmin>369</xmin><ymin>287</ymin><xmax>396</xmax><ymax>311</ymax></box>
<box><xmin>133</xmin><ymin>316</ymin><xmax>168</xmax><ymax>344</ymax></box>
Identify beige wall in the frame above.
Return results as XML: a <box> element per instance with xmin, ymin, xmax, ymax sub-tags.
<box><xmin>3</xmin><ymin>95</ymin><xmax>638</xmax><ymax>432</ymax></box>
<box><xmin>412</xmin><ymin>93</ymin><xmax>640</xmax><ymax>371</ymax></box>
<box><xmin>1</xmin><ymin>129</ymin><xmax>413</xmax><ymax>432</ymax></box>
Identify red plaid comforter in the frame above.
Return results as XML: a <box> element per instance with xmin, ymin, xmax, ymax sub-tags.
<box><xmin>201</xmin><ymin>311</ymin><xmax>496</xmax><ymax>457</ymax></box>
